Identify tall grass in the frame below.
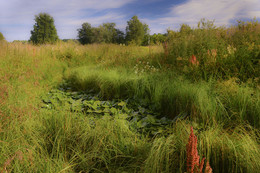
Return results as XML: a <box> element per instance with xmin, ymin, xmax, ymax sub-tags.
<box><xmin>166</xmin><ymin>19</ymin><xmax>260</xmax><ymax>82</ymax></box>
<box><xmin>20</xmin><ymin>109</ymin><xmax>149</xmax><ymax>172</ymax></box>
<box><xmin>0</xmin><ymin>22</ymin><xmax>259</xmax><ymax>173</ymax></box>
<box><xmin>0</xmin><ymin>41</ymin><xmax>66</xmax><ymax>172</ymax></box>
<box><xmin>66</xmin><ymin>66</ymin><xmax>260</xmax><ymax>129</ymax></box>
<box><xmin>2</xmin><ymin>108</ymin><xmax>259</xmax><ymax>172</ymax></box>
<box><xmin>145</xmin><ymin>121</ymin><xmax>260</xmax><ymax>173</ymax></box>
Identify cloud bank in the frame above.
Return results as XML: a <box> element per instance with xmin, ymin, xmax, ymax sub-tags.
<box><xmin>145</xmin><ymin>0</ymin><xmax>260</xmax><ymax>33</ymax></box>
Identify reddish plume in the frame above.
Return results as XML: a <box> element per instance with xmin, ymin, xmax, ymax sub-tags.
<box><xmin>199</xmin><ymin>158</ymin><xmax>205</xmax><ymax>173</ymax></box>
<box><xmin>186</xmin><ymin>126</ymin><xmax>200</xmax><ymax>173</ymax></box>
<box><xmin>205</xmin><ymin>161</ymin><xmax>213</xmax><ymax>173</ymax></box>
<box><xmin>189</xmin><ymin>55</ymin><xmax>199</xmax><ymax>65</ymax></box>
<box><xmin>186</xmin><ymin>127</ymin><xmax>213</xmax><ymax>173</ymax></box>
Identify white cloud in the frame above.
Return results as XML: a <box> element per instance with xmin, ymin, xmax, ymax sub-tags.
<box><xmin>65</xmin><ymin>13</ymin><xmax>126</xmax><ymax>26</ymax></box>
<box><xmin>143</xmin><ymin>0</ymin><xmax>260</xmax><ymax>33</ymax></box>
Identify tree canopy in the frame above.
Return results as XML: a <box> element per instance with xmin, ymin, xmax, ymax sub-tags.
<box><xmin>77</xmin><ymin>22</ymin><xmax>124</xmax><ymax>44</ymax></box>
<box><xmin>78</xmin><ymin>22</ymin><xmax>93</xmax><ymax>44</ymax></box>
<box><xmin>179</xmin><ymin>24</ymin><xmax>192</xmax><ymax>34</ymax></box>
<box><xmin>150</xmin><ymin>33</ymin><xmax>167</xmax><ymax>45</ymax></box>
<box><xmin>77</xmin><ymin>16</ymin><xmax>153</xmax><ymax>45</ymax></box>
<box><xmin>126</xmin><ymin>16</ymin><xmax>150</xmax><ymax>45</ymax></box>
<box><xmin>30</xmin><ymin>13</ymin><xmax>59</xmax><ymax>44</ymax></box>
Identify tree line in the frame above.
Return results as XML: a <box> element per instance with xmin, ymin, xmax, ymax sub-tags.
<box><xmin>28</xmin><ymin>13</ymin><xmax>166</xmax><ymax>45</ymax></box>
<box><xmin>77</xmin><ymin>22</ymin><xmax>124</xmax><ymax>44</ymax></box>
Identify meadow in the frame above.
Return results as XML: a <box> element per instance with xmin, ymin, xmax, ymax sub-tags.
<box><xmin>0</xmin><ymin>19</ymin><xmax>259</xmax><ymax>173</ymax></box>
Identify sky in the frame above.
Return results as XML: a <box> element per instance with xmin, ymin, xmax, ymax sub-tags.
<box><xmin>0</xmin><ymin>0</ymin><xmax>259</xmax><ymax>42</ymax></box>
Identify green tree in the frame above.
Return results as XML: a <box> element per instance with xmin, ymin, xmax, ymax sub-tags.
<box><xmin>115</xmin><ymin>29</ymin><xmax>125</xmax><ymax>44</ymax></box>
<box><xmin>90</xmin><ymin>23</ymin><xmax>117</xmax><ymax>43</ymax></box>
<box><xmin>0</xmin><ymin>32</ymin><xmax>5</xmax><ymax>41</ymax></box>
<box><xmin>150</xmin><ymin>33</ymin><xmax>167</xmax><ymax>45</ymax></box>
<box><xmin>179</xmin><ymin>24</ymin><xmax>192</xmax><ymax>34</ymax></box>
<box><xmin>98</xmin><ymin>23</ymin><xmax>125</xmax><ymax>44</ymax></box>
<box><xmin>78</xmin><ymin>22</ymin><xmax>93</xmax><ymax>44</ymax></box>
<box><xmin>30</xmin><ymin>13</ymin><xmax>59</xmax><ymax>44</ymax></box>
<box><xmin>78</xmin><ymin>22</ymin><xmax>125</xmax><ymax>44</ymax></box>
<box><xmin>100</xmin><ymin>23</ymin><xmax>117</xmax><ymax>43</ymax></box>
<box><xmin>142</xmin><ymin>24</ymin><xmax>150</xmax><ymax>45</ymax></box>
<box><xmin>126</xmin><ymin>16</ymin><xmax>149</xmax><ymax>45</ymax></box>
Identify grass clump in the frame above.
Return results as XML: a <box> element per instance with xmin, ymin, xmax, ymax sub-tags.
<box><xmin>145</xmin><ymin>122</ymin><xmax>260</xmax><ymax>173</ymax></box>
<box><xmin>166</xmin><ymin>19</ymin><xmax>260</xmax><ymax>82</ymax></box>
<box><xmin>31</xmin><ymin>110</ymin><xmax>149</xmax><ymax>172</ymax></box>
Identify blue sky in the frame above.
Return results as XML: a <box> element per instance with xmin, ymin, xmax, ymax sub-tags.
<box><xmin>0</xmin><ymin>0</ymin><xmax>259</xmax><ymax>41</ymax></box>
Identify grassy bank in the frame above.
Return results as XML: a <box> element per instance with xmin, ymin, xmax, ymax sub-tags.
<box><xmin>0</xmin><ymin>20</ymin><xmax>259</xmax><ymax>172</ymax></box>
<box><xmin>66</xmin><ymin>66</ymin><xmax>260</xmax><ymax>129</ymax></box>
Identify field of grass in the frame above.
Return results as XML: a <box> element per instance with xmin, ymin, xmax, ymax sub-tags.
<box><xmin>0</xmin><ymin>20</ymin><xmax>259</xmax><ymax>172</ymax></box>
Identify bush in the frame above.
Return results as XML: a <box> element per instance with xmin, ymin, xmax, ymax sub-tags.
<box><xmin>166</xmin><ymin>19</ymin><xmax>260</xmax><ymax>82</ymax></box>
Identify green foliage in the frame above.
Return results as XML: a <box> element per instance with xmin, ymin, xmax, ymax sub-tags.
<box><xmin>99</xmin><ymin>23</ymin><xmax>118</xmax><ymax>43</ymax></box>
<box><xmin>126</xmin><ymin>16</ymin><xmax>150</xmax><ymax>45</ymax></box>
<box><xmin>150</xmin><ymin>33</ymin><xmax>167</xmax><ymax>45</ymax></box>
<box><xmin>77</xmin><ymin>22</ymin><xmax>93</xmax><ymax>44</ymax></box>
<box><xmin>92</xmin><ymin>23</ymin><xmax>118</xmax><ymax>43</ymax></box>
<box><xmin>12</xmin><ymin>40</ymin><xmax>28</xmax><ymax>44</ymax></box>
<box><xmin>179</xmin><ymin>24</ymin><xmax>192</xmax><ymax>33</ymax></box>
<box><xmin>115</xmin><ymin>29</ymin><xmax>125</xmax><ymax>44</ymax></box>
<box><xmin>0</xmin><ymin>32</ymin><xmax>5</xmax><ymax>41</ymax></box>
<box><xmin>78</xmin><ymin>22</ymin><xmax>125</xmax><ymax>44</ymax></box>
<box><xmin>30</xmin><ymin>13</ymin><xmax>59</xmax><ymax>44</ymax></box>
<box><xmin>78</xmin><ymin>17</ymin><xmax>152</xmax><ymax>45</ymax></box>
<box><xmin>62</xmin><ymin>39</ymin><xmax>79</xmax><ymax>43</ymax></box>
<box><xmin>41</xmin><ymin>87</ymin><xmax>173</xmax><ymax>135</ymax></box>
<box><xmin>66</xmin><ymin>66</ymin><xmax>260</xmax><ymax>129</ymax></box>
<box><xmin>133</xmin><ymin>60</ymin><xmax>160</xmax><ymax>75</ymax></box>
<box><xmin>145</xmin><ymin>123</ymin><xmax>260</xmax><ymax>173</ymax></box>
<box><xmin>166</xmin><ymin>18</ymin><xmax>260</xmax><ymax>82</ymax></box>
<box><xmin>1</xmin><ymin>32</ymin><xmax>260</xmax><ymax>172</ymax></box>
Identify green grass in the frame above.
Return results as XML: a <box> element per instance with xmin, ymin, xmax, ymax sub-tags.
<box><xmin>66</xmin><ymin>66</ymin><xmax>260</xmax><ymax>129</ymax></box>
<box><xmin>166</xmin><ymin>19</ymin><xmax>260</xmax><ymax>82</ymax></box>
<box><xmin>0</xmin><ymin>22</ymin><xmax>259</xmax><ymax>173</ymax></box>
<box><xmin>145</xmin><ymin>122</ymin><xmax>260</xmax><ymax>173</ymax></box>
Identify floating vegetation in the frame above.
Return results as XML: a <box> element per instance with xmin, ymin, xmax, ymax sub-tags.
<box><xmin>41</xmin><ymin>83</ymin><xmax>175</xmax><ymax>136</ymax></box>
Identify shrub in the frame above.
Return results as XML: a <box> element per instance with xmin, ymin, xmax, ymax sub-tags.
<box><xmin>166</xmin><ymin>19</ymin><xmax>260</xmax><ymax>82</ymax></box>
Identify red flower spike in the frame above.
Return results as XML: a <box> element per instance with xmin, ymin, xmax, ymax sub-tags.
<box><xmin>199</xmin><ymin>157</ymin><xmax>205</xmax><ymax>173</ymax></box>
<box><xmin>186</xmin><ymin>127</ymin><xmax>212</xmax><ymax>173</ymax></box>
<box><xmin>205</xmin><ymin>161</ymin><xmax>213</xmax><ymax>173</ymax></box>
<box><xmin>189</xmin><ymin>55</ymin><xmax>199</xmax><ymax>66</ymax></box>
<box><xmin>186</xmin><ymin>126</ymin><xmax>200</xmax><ymax>173</ymax></box>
